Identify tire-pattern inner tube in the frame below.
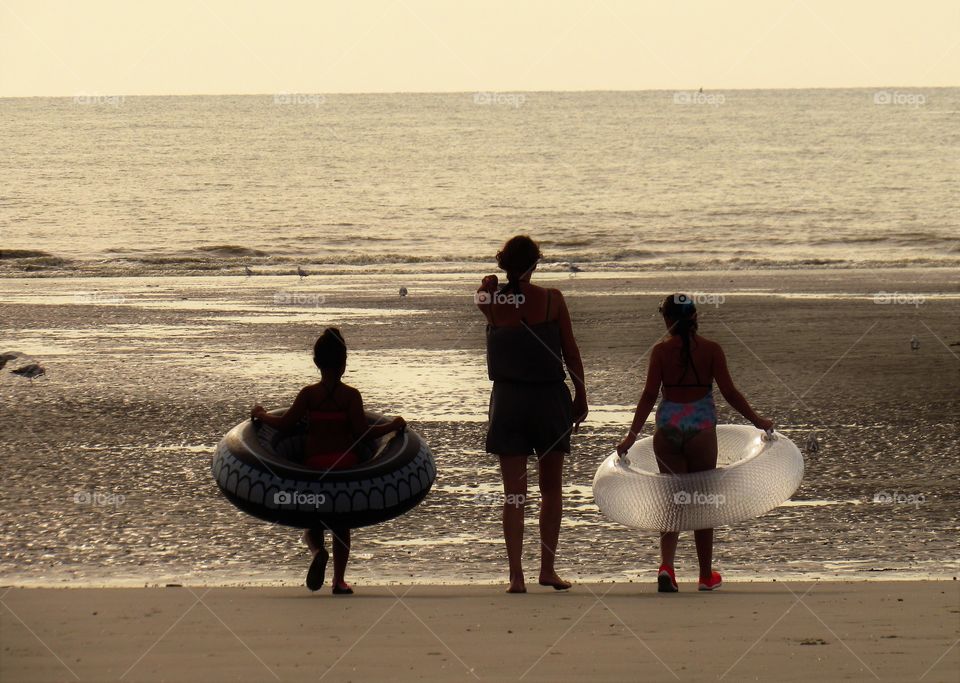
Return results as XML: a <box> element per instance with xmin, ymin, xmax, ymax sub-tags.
<box><xmin>593</xmin><ymin>425</ymin><xmax>803</xmax><ymax>531</ymax></box>
<box><xmin>211</xmin><ymin>411</ymin><xmax>437</xmax><ymax>529</ymax></box>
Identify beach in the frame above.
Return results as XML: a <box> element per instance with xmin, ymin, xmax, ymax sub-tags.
<box><xmin>1</xmin><ymin>268</ymin><xmax>958</xmax><ymax>588</ymax></box>
<box><xmin>1</xmin><ymin>82</ymin><xmax>959</xmax><ymax>683</ymax></box>
<box><xmin>2</xmin><ymin>582</ymin><xmax>958</xmax><ymax>682</ymax></box>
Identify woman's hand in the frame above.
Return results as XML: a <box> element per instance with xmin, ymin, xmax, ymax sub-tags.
<box><xmin>753</xmin><ymin>416</ymin><xmax>774</xmax><ymax>432</ymax></box>
<box><xmin>479</xmin><ymin>274</ymin><xmax>498</xmax><ymax>293</ymax></box>
<box><xmin>572</xmin><ymin>393</ymin><xmax>588</xmax><ymax>433</ymax></box>
<box><xmin>616</xmin><ymin>431</ymin><xmax>637</xmax><ymax>457</ymax></box>
<box><xmin>391</xmin><ymin>416</ymin><xmax>407</xmax><ymax>432</ymax></box>
<box><xmin>250</xmin><ymin>405</ymin><xmax>267</xmax><ymax>420</ymax></box>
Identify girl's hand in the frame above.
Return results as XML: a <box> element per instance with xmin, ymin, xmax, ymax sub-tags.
<box><xmin>616</xmin><ymin>431</ymin><xmax>637</xmax><ymax>457</ymax></box>
<box><xmin>392</xmin><ymin>416</ymin><xmax>407</xmax><ymax>432</ymax></box>
<box><xmin>754</xmin><ymin>416</ymin><xmax>774</xmax><ymax>432</ymax></box>
<box><xmin>251</xmin><ymin>405</ymin><xmax>267</xmax><ymax>420</ymax></box>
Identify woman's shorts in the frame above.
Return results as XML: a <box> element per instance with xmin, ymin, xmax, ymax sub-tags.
<box><xmin>486</xmin><ymin>381</ymin><xmax>573</xmax><ymax>457</ymax></box>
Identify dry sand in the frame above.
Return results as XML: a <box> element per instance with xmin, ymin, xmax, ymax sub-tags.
<box><xmin>1</xmin><ymin>582</ymin><xmax>958</xmax><ymax>682</ymax></box>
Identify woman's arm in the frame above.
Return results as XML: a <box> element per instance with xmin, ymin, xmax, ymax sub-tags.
<box><xmin>616</xmin><ymin>345</ymin><xmax>663</xmax><ymax>455</ymax></box>
<box><xmin>475</xmin><ymin>274</ymin><xmax>499</xmax><ymax>322</ymax></box>
<box><xmin>713</xmin><ymin>343</ymin><xmax>773</xmax><ymax>430</ymax></box>
<box><xmin>556</xmin><ymin>290</ymin><xmax>588</xmax><ymax>429</ymax></box>
<box><xmin>251</xmin><ymin>387</ymin><xmax>309</xmax><ymax>431</ymax></box>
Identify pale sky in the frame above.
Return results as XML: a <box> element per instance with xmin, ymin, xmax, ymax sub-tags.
<box><xmin>1</xmin><ymin>0</ymin><xmax>957</xmax><ymax>96</ymax></box>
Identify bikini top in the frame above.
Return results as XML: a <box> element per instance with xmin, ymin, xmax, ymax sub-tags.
<box><xmin>486</xmin><ymin>289</ymin><xmax>566</xmax><ymax>384</ymax></box>
<box><xmin>660</xmin><ymin>349</ymin><xmax>712</xmax><ymax>389</ymax></box>
<box><xmin>308</xmin><ymin>382</ymin><xmax>349</xmax><ymax>423</ymax></box>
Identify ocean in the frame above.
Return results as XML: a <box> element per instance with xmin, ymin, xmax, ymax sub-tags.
<box><xmin>2</xmin><ymin>89</ymin><xmax>958</xmax><ymax>277</ymax></box>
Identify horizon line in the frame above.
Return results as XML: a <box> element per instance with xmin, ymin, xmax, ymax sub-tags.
<box><xmin>1</xmin><ymin>85</ymin><xmax>956</xmax><ymax>99</ymax></box>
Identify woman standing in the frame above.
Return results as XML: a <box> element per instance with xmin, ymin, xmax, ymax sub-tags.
<box><xmin>476</xmin><ymin>235</ymin><xmax>588</xmax><ymax>593</ymax></box>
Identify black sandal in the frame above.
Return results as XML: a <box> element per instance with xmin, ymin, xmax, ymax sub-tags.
<box><xmin>306</xmin><ymin>547</ymin><xmax>329</xmax><ymax>591</ymax></box>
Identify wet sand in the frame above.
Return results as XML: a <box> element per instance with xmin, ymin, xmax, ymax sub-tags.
<box><xmin>1</xmin><ymin>268</ymin><xmax>959</xmax><ymax>586</ymax></box>
<box><xmin>1</xmin><ymin>582</ymin><xmax>958</xmax><ymax>682</ymax></box>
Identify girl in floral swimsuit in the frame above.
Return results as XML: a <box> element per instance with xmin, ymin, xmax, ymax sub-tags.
<box><xmin>616</xmin><ymin>294</ymin><xmax>773</xmax><ymax>593</ymax></box>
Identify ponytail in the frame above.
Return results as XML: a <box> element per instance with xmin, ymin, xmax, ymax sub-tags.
<box><xmin>660</xmin><ymin>294</ymin><xmax>701</xmax><ymax>384</ymax></box>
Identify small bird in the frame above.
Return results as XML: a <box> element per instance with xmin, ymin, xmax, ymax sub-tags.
<box><xmin>805</xmin><ymin>433</ymin><xmax>820</xmax><ymax>454</ymax></box>
<box><xmin>11</xmin><ymin>362</ymin><xmax>45</xmax><ymax>381</ymax></box>
<box><xmin>568</xmin><ymin>262</ymin><xmax>582</xmax><ymax>276</ymax></box>
<box><xmin>399</xmin><ymin>287</ymin><xmax>408</xmax><ymax>297</ymax></box>
<box><xmin>244</xmin><ymin>266</ymin><xmax>254</xmax><ymax>277</ymax></box>
<box><xmin>0</xmin><ymin>352</ymin><xmax>18</xmax><ymax>370</ymax></box>
<box><xmin>297</xmin><ymin>266</ymin><xmax>308</xmax><ymax>280</ymax></box>
<box><xmin>910</xmin><ymin>335</ymin><xmax>920</xmax><ymax>352</ymax></box>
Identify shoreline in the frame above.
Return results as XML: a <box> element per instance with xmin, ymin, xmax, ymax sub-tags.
<box><xmin>3</xmin><ymin>576</ymin><xmax>959</xmax><ymax>590</ymax></box>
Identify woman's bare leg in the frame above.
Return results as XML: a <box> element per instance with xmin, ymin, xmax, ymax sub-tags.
<box><xmin>536</xmin><ymin>451</ymin><xmax>570</xmax><ymax>589</ymax></box>
<box><xmin>498</xmin><ymin>454</ymin><xmax>529</xmax><ymax>593</ymax></box>
<box><xmin>654</xmin><ymin>430</ymin><xmax>686</xmax><ymax>568</ymax></box>
<box><xmin>684</xmin><ymin>428</ymin><xmax>719</xmax><ymax>578</ymax></box>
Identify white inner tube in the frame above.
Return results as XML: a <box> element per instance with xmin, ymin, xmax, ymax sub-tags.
<box><xmin>593</xmin><ymin>425</ymin><xmax>804</xmax><ymax>531</ymax></box>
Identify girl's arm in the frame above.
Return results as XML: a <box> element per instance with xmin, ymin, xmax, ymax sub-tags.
<box><xmin>616</xmin><ymin>345</ymin><xmax>663</xmax><ymax>455</ymax></box>
<box><xmin>556</xmin><ymin>290</ymin><xmax>588</xmax><ymax>429</ymax></box>
<box><xmin>713</xmin><ymin>343</ymin><xmax>773</xmax><ymax>430</ymax></box>
<box><xmin>348</xmin><ymin>388</ymin><xmax>405</xmax><ymax>441</ymax></box>
<box><xmin>251</xmin><ymin>387</ymin><xmax>309</xmax><ymax>431</ymax></box>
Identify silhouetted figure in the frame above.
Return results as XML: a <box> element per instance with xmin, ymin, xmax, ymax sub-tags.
<box><xmin>617</xmin><ymin>294</ymin><xmax>773</xmax><ymax>593</ymax></box>
<box><xmin>251</xmin><ymin>328</ymin><xmax>405</xmax><ymax>595</ymax></box>
<box><xmin>244</xmin><ymin>266</ymin><xmax>254</xmax><ymax>277</ymax></box>
<box><xmin>399</xmin><ymin>287</ymin><xmax>408</xmax><ymax>297</ymax></box>
<box><xmin>297</xmin><ymin>266</ymin><xmax>308</xmax><ymax>280</ymax></box>
<box><xmin>910</xmin><ymin>335</ymin><xmax>920</xmax><ymax>352</ymax></box>
<box><xmin>476</xmin><ymin>235</ymin><xmax>588</xmax><ymax>594</ymax></box>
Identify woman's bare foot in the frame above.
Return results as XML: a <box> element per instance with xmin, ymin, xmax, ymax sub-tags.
<box><xmin>506</xmin><ymin>572</ymin><xmax>527</xmax><ymax>593</ymax></box>
<box><xmin>538</xmin><ymin>573</ymin><xmax>572</xmax><ymax>591</ymax></box>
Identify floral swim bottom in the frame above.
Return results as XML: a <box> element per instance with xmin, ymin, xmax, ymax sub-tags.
<box><xmin>655</xmin><ymin>393</ymin><xmax>718</xmax><ymax>447</ymax></box>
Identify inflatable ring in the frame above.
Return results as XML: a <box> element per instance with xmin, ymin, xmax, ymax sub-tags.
<box><xmin>593</xmin><ymin>425</ymin><xmax>803</xmax><ymax>531</ymax></box>
<box><xmin>211</xmin><ymin>411</ymin><xmax>436</xmax><ymax>529</ymax></box>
